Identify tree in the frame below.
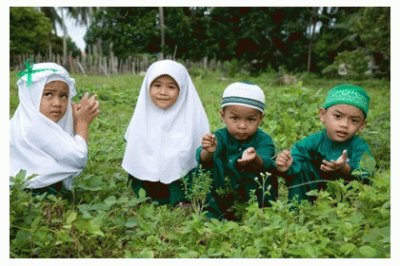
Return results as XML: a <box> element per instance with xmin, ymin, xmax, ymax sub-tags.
<box><xmin>10</xmin><ymin>7</ymin><xmax>53</xmax><ymax>55</ymax></box>
<box><xmin>316</xmin><ymin>7</ymin><xmax>390</xmax><ymax>78</ymax></box>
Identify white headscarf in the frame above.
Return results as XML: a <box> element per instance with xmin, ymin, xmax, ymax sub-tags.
<box><xmin>122</xmin><ymin>60</ymin><xmax>210</xmax><ymax>184</ymax></box>
<box><xmin>10</xmin><ymin>62</ymin><xmax>88</xmax><ymax>189</ymax></box>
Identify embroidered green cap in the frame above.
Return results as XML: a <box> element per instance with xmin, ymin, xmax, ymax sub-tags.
<box><xmin>221</xmin><ymin>82</ymin><xmax>265</xmax><ymax>113</ymax></box>
<box><xmin>322</xmin><ymin>84</ymin><xmax>370</xmax><ymax>117</ymax></box>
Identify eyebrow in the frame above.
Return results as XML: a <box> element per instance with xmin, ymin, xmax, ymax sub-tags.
<box><xmin>332</xmin><ymin>109</ymin><xmax>362</xmax><ymax>119</ymax></box>
<box><xmin>228</xmin><ymin>110</ymin><xmax>258</xmax><ymax>118</ymax></box>
<box><xmin>43</xmin><ymin>88</ymin><xmax>69</xmax><ymax>93</ymax></box>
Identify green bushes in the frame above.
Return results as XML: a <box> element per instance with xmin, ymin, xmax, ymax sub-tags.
<box><xmin>9</xmin><ymin>70</ymin><xmax>390</xmax><ymax>257</ymax></box>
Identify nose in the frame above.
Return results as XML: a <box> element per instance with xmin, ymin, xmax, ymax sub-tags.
<box><xmin>158</xmin><ymin>86</ymin><xmax>167</xmax><ymax>94</ymax></box>
<box><xmin>339</xmin><ymin>118</ymin><xmax>349</xmax><ymax>128</ymax></box>
<box><xmin>238</xmin><ymin>120</ymin><xmax>246</xmax><ymax>129</ymax></box>
<box><xmin>52</xmin><ymin>96</ymin><xmax>62</xmax><ymax>107</ymax></box>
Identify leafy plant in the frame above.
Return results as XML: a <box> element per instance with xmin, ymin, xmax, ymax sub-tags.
<box><xmin>9</xmin><ymin>70</ymin><xmax>390</xmax><ymax>258</ymax></box>
<box><xmin>182</xmin><ymin>166</ymin><xmax>212</xmax><ymax>215</ymax></box>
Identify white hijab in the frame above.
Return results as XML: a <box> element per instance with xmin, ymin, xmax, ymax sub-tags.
<box><xmin>10</xmin><ymin>62</ymin><xmax>88</xmax><ymax>189</ymax></box>
<box><xmin>122</xmin><ymin>60</ymin><xmax>210</xmax><ymax>184</ymax></box>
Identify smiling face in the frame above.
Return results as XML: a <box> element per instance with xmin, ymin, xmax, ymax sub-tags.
<box><xmin>149</xmin><ymin>75</ymin><xmax>180</xmax><ymax>109</ymax></box>
<box><xmin>40</xmin><ymin>81</ymin><xmax>69</xmax><ymax>122</ymax></box>
<box><xmin>221</xmin><ymin>105</ymin><xmax>263</xmax><ymax>141</ymax></box>
<box><xmin>320</xmin><ymin>104</ymin><xmax>366</xmax><ymax>142</ymax></box>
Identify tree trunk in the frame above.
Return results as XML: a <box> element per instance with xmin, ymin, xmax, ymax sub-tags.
<box><xmin>60</xmin><ymin>9</ymin><xmax>68</xmax><ymax>66</ymax></box>
<box><xmin>307</xmin><ymin>10</ymin><xmax>317</xmax><ymax>72</ymax></box>
<box><xmin>159</xmin><ymin>7</ymin><xmax>165</xmax><ymax>59</ymax></box>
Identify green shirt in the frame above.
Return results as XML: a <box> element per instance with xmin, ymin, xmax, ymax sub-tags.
<box><xmin>196</xmin><ymin>127</ymin><xmax>277</xmax><ymax>219</ymax></box>
<box><xmin>285</xmin><ymin>129</ymin><xmax>374</xmax><ymax>201</ymax></box>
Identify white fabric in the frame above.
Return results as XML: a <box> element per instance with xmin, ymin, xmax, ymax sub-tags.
<box><xmin>10</xmin><ymin>63</ymin><xmax>88</xmax><ymax>189</ymax></box>
<box><xmin>122</xmin><ymin>60</ymin><xmax>210</xmax><ymax>184</ymax></box>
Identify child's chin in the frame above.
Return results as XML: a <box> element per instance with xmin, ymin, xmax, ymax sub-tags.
<box><xmin>331</xmin><ymin>135</ymin><xmax>350</xmax><ymax>142</ymax></box>
<box><xmin>234</xmin><ymin>135</ymin><xmax>249</xmax><ymax>141</ymax></box>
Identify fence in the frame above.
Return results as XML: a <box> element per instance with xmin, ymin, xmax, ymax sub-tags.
<box><xmin>10</xmin><ymin>54</ymin><xmax>222</xmax><ymax>76</ymax></box>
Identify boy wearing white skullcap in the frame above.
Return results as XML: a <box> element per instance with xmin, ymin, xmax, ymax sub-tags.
<box><xmin>198</xmin><ymin>82</ymin><xmax>277</xmax><ymax>220</ymax></box>
<box><xmin>10</xmin><ymin>61</ymin><xmax>100</xmax><ymax>194</ymax></box>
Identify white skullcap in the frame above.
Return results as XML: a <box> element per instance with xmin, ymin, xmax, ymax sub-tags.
<box><xmin>221</xmin><ymin>82</ymin><xmax>265</xmax><ymax>113</ymax></box>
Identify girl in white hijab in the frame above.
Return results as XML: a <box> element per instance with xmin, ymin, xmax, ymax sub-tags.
<box><xmin>10</xmin><ymin>62</ymin><xmax>100</xmax><ymax>193</ymax></box>
<box><xmin>122</xmin><ymin>59</ymin><xmax>210</xmax><ymax>205</ymax></box>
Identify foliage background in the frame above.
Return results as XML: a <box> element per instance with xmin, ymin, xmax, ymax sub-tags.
<box><xmin>9</xmin><ymin>68</ymin><xmax>390</xmax><ymax>258</ymax></box>
<box><xmin>10</xmin><ymin>7</ymin><xmax>390</xmax><ymax>78</ymax></box>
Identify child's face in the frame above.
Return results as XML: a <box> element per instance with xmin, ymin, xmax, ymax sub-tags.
<box><xmin>221</xmin><ymin>105</ymin><xmax>263</xmax><ymax>141</ymax></box>
<box><xmin>149</xmin><ymin>75</ymin><xmax>180</xmax><ymax>109</ymax></box>
<box><xmin>320</xmin><ymin>104</ymin><xmax>366</xmax><ymax>142</ymax></box>
<box><xmin>40</xmin><ymin>81</ymin><xmax>69</xmax><ymax>122</ymax></box>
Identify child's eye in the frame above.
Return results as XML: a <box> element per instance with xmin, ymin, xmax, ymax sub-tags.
<box><xmin>334</xmin><ymin>114</ymin><xmax>341</xmax><ymax>119</ymax></box>
<box><xmin>61</xmin><ymin>94</ymin><xmax>69</xmax><ymax>98</ymax></box>
<box><xmin>352</xmin><ymin>119</ymin><xmax>360</xmax><ymax>123</ymax></box>
<box><xmin>43</xmin><ymin>92</ymin><xmax>52</xmax><ymax>97</ymax></box>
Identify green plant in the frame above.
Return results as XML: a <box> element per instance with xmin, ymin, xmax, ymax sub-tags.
<box><xmin>182</xmin><ymin>166</ymin><xmax>212</xmax><ymax>215</ymax></box>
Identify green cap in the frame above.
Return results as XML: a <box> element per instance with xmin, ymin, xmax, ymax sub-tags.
<box><xmin>322</xmin><ymin>84</ymin><xmax>370</xmax><ymax>117</ymax></box>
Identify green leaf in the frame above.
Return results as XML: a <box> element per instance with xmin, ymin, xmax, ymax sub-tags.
<box><xmin>137</xmin><ymin>249</ymin><xmax>155</xmax><ymax>258</ymax></box>
<box><xmin>339</xmin><ymin>243</ymin><xmax>356</xmax><ymax>256</ymax></box>
<box><xmin>66</xmin><ymin>211</ymin><xmax>77</xmax><ymax>225</ymax></box>
<box><xmin>125</xmin><ymin>217</ymin><xmax>138</xmax><ymax>228</ymax></box>
<box><xmin>138</xmin><ymin>188</ymin><xmax>147</xmax><ymax>199</ymax></box>
<box><xmin>104</xmin><ymin>196</ymin><xmax>117</xmax><ymax>208</ymax></box>
<box><xmin>359</xmin><ymin>245</ymin><xmax>377</xmax><ymax>257</ymax></box>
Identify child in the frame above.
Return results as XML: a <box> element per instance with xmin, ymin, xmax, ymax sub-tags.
<box><xmin>122</xmin><ymin>59</ymin><xmax>210</xmax><ymax>205</ymax></box>
<box><xmin>10</xmin><ymin>62</ymin><xmax>100</xmax><ymax>193</ymax></box>
<box><xmin>275</xmin><ymin>84</ymin><xmax>375</xmax><ymax>202</ymax></box>
<box><xmin>198</xmin><ymin>82</ymin><xmax>278</xmax><ymax>220</ymax></box>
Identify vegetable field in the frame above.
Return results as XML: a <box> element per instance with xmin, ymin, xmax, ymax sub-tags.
<box><xmin>9</xmin><ymin>69</ymin><xmax>390</xmax><ymax>258</ymax></box>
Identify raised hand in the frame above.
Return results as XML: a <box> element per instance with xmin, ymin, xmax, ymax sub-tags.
<box><xmin>73</xmin><ymin>93</ymin><xmax>100</xmax><ymax>124</ymax></box>
<box><xmin>237</xmin><ymin>147</ymin><xmax>257</xmax><ymax>166</ymax></box>
<box><xmin>320</xmin><ymin>149</ymin><xmax>348</xmax><ymax>172</ymax></box>
<box><xmin>72</xmin><ymin>93</ymin><xmax>100</xmax><ymax>142</ymax></box>
<box><xmin>201</xmin><ymin>133</ymin><xmax>217</xmax><ymax>153</ymax></box>
<box><xmin>276</xmin><ymin>149</ymin><xmax>293</xmax><ymax>173</ymax></box>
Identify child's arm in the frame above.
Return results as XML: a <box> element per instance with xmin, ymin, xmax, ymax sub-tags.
<box><xmin>200</xmin><ymin>133</ymin><xmax>217</xmax><ymax>164</ymax></box>
<box><xmin>72</xmin><ymin>93</ymin><xmax>100</xmax><ymax>142</ymax></box>
<box><xmin>320</xmin><ymin>150</ymin><xmax>350</xmax><ymax>174</ymax></box>
<box><xmin>275</xmin><ymin>149</ymin><xmax>293</xmax><ymax>173</ymax></box>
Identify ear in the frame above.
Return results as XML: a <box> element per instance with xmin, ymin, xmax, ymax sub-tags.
<box><xmin>358</xmin><ymin>119</ymin><xmax>367</xmax><ymax>133</ymax></box>
<box><xmin>319</xmin><ymin>108</ymin><xmax>327</xmax><ymax>123</ymax></box>
<box><xmin>220</xmin><ymin>109</ymin><xmax>225</xmax><ymax>120</ymax></box>
<box><xmin>258</xmin><ymin>113</ymin><xmax>265</xmax><ymax>126</ymax></box>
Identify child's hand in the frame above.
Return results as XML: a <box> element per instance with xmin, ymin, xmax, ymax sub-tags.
<box><xmin>73</xmin><ymin>93</ymin><xmax>100</xmax><ymax>124</ymax></box>
<box><xmin>201</xmin><ymin>133</ymin><xmax>217</xmax><ymax>153</ymax></box>
<box><xmin>72</xmin><ymin>93</ymin><xmax>100</xmax><ymax>142</ymax></box>
<box><xmin>276</xmin><ymin>149</ymin><xmax>293</xmax><ymax>173</ymax></box>
<box><xmin>321</xmin><ymin>149</ymin><xmax>348</xmax><ymax>172</ymax></box>
<box><xmin>237</xmin><ymin>147</ymin><xmax>257</xmax><ymax>166</ymax></box>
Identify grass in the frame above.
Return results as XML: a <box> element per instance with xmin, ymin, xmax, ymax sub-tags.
<box><xmin>9</xmin><ymin>69</ymin><xmax>390</xmax><ymax>258</ymax></box>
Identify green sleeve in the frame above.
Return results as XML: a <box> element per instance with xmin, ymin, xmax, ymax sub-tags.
<box><xmin>286</xmin><ymin>134</ymin><xmax>318</xmax><ymax>176</ymax></box>
<box><xmin>255</xmin><ymin>132</ymin><xmax>276</xmax><ymax>171</ymax></box>
<box><xmin>348</xmin><ymin>137</ymin><xmax>375</xmax><ymax>180</ymax></box>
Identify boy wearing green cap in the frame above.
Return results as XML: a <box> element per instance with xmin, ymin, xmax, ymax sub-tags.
<box><xmin>197</xmin><ymin>82</ymin><xmax>278</xmax><ymax>220</ymax></box>
<box><xmin>276</xmin><ymin>84</ymin><xmax>375</xmax><ymax>202</ymax></box>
